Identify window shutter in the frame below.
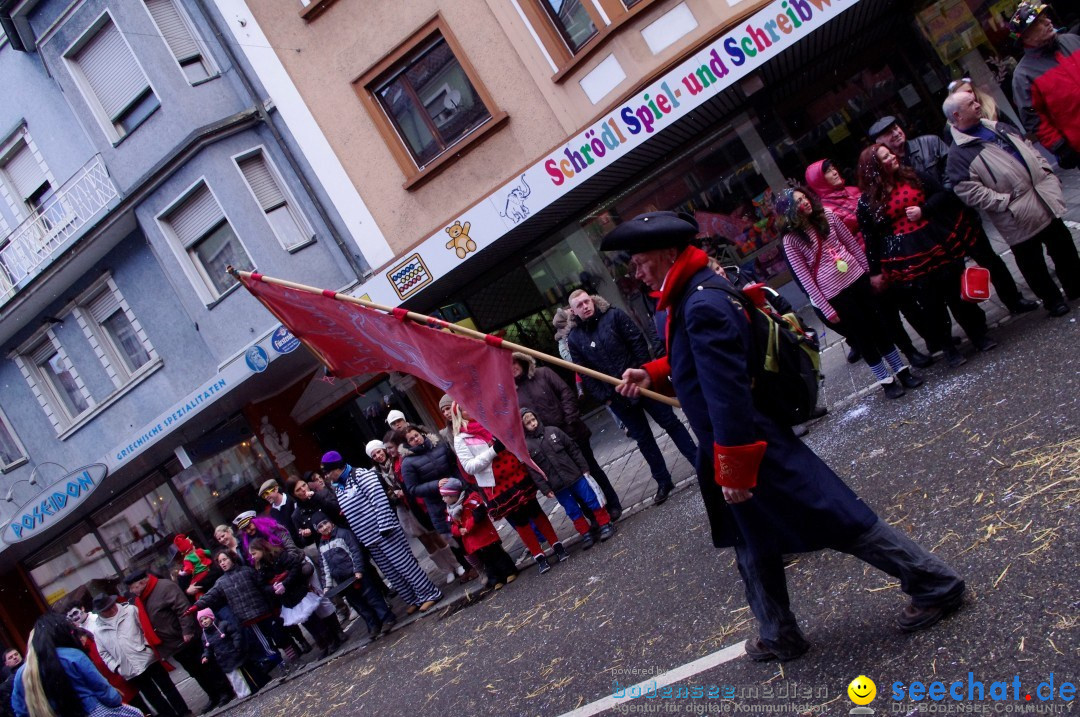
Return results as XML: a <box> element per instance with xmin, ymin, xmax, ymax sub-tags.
<box><xmin>4</xmin><ymin>142</ymin><xmax>47</xmax><ymax>200</ymax></box>
<box><xmin>144</xmin><ymin>0</ymin><xmax>201</xmax><ymax>61</ymax></box>
<box><xmin>87</xmin><ymin>288</ymin><xmax>121</xmax><ymax>324</ymax></box>
<box><xmin>75</xmin><ymin>20</ymin><xmax>149</xmax><ymax>120</ymax></box>
<box><xmin>238</xmin><ymin>154</ymin><xmax>285</xmax><ymax>211</ymax></box>
<box><xmin>167</xmin><ymin>184</ymin><xmax>224</xmax><ymax>246</ymax></box>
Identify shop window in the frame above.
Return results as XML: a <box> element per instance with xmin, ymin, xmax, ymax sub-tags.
<box><xmin>234</xmin><ymin>149</ymin><xmax>314</xmax><ymax>252</ymax></box>
<box><xmin>14</xmin><ymin>329</ymin><xmax>94</xmax><ymax>433</ymax></box>
<box><xmin>354</xmin><ymin>17</ymin><xmax>507</xmax><ymax>188</ymax></box>
<box><xmin>0</xmin><ymin>404</ymin><xmax>28</xmax><ymax>471</ymax></box>
<box><xmin>27</xmin><ymin>523</ymin><xmax>110</xmax><ymax>607</ymax></box>
<box><xmin>64</xmin><ymin>12</ymin><xmax>160</xmax><ymax>143</ymax></box>
<box><xmin>143</xmin><ymin>0</ymin><xmax>217</xmax><ymax>84</ymax></box>
<box><xmin>171</xmin><ymin>415</ymin><xmax>275</xmax><ymax>536</ymax></box>
<box><xmin>158</xmin><ymin>181</ymin><xmax>253</xmax><ymax>303</ymax></box>
<box><xmin>73</xmin><ymin>275</ymin><xmax>158</xmax><ymax>388</ymax></box>
<box><xmin>94</xmin><ymin>467</ymin><xmax>192</xmax><ymax>576</ymax></box>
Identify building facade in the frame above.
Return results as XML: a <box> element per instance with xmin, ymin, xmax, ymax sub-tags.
<box><xmin>0</xmin><ymin>0</ymin><xmax>449</xmax><ymax>648</ymax></box>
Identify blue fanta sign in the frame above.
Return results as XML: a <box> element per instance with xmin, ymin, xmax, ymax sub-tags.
<box><xmin>270</xmin><ymin>326</ymin><xmax>301</xmax><ymax>354</ymax></box>
<box><xmin>1</xmin><ymin>464</ymin><xmax>108</xmax><ymax>544</ymax></box>
<box><xmin>245</xmin><ymin>345</ymin><xmax>269</xmax><ymax>372</ymax></box>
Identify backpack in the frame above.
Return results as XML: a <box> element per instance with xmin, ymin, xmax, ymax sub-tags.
<box><xmin>686</xmin><ymin>276</ymin><xmax>821</xmax><ymax>426</ymax></box>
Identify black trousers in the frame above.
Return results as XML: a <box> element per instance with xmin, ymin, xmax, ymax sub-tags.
<box><xmin>129</xmin><ymin>660</ymin><xmax>188</xmax><ymax>717</ymax></box>
<box><xmin>828</xmin><ymin>275</ymin><xmax>898</xmax><ymax>367</ymax></box>
<box><xmin>905</xmin><ymin>263</ymin><xmax>987</xmax><ymax>350</ymax></box>
<box><xmin>474</xmin><ymin>543</ymin><xmax>518</xmax><ymax>585</ymax></box>
<box><xmin>171</xmin><ymin>637</ymin><xmax>230</xmax><ymax>703</ymax></box>
<box><xmin>967</xmin><ymin>222</ymin><xmax>1026</xmax><ymax>308</ymax></box>
<box><xmin>1011</xmin><ymin>218</ymin><xmax>1080</xmax><ymax>306</ymax></box>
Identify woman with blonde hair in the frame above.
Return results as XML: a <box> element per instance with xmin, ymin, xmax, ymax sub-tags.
<box><xmin>12</xmin><ymin>612</ymin><xmax>142</xmax><ymax>717</ymax></box>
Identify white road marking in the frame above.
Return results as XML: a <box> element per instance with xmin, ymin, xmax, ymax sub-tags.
<box><xmin>556</xmin><ymin>641</ymin><xmax>748</xmax><ymax>717</ymax></box>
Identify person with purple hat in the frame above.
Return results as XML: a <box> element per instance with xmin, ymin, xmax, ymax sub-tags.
<box><xmin>322</xmin><ymin>450</ymin><xmax>444</xmax><ymax>614</ymax></box>
<box><xmin>607</xmin><ymin>211</ymin><xmax>965</xmax><ymax>662</ymax></box>
<box><xmin>1010</xmin><ymin>2</ymin><xmax>1080</xmax><ymax>169</ymax></box>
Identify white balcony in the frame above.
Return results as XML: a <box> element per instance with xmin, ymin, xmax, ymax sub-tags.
<box><xmin>0</xmin><ymin>156</ymin><xmax>119</xmax><ymax>306</ymax></box>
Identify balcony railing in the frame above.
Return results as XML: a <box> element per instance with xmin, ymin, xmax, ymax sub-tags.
<box><xmin>0</xmin><ymin>156</ymin><xmax>119</xmax><ymax>306</ymax></box>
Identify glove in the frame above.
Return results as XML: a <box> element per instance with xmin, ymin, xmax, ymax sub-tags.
<box><xmin>491</xmin><ymin>439</ymin><xmax>505</xmax><ymax>453</ymax></box>
<box><xmin>1056</xmin><ymin>147</ymin><xmax>1080</xmax><ymax>170</ymax></box>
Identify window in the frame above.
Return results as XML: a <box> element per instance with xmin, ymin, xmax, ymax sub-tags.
<box><xmin>74</xmin><ymin>276</ymin><xmax>157</xmax><ymax>388</ymax></box>
<box><xmin>14</xmin><ymin>330</ymin><xmax>94</xmax><ymax>432</ymax></box>
<box><xmin>143</xmin><ymin>0</ymin><xmax>216</xmax><ymax>83</ymax></box>
<box><xmin>0</xmin><ymin>405</ymin><xmax>28</xmax><ymax>471</ymax></box>
<box><xmin>540</xmin><ymin>0</ymin><xmax>598</xmax><ymax>53</ymax></box>
<box><xmin>66</xmin><ymin>14</ymin><xmax>159</xmax><ymax>142</ymax></box>
<box><xmin>0</xmin><ymin>138</ymin><xmax>52</xmax><ymax>221</ymax></box>
<box><xmin>355</xmin><ymin>17</ymin><xmax>506</xmax><ymax>187</ymax></box>
<box><xmin>234</xmin><ymin>150</ymin><xmax>313</xmax><ymax>251</ymax></box>
<box><xmin>160</xmin><ymin>182</ymin><xmax>253</xmax><ymax>301</ymax></box>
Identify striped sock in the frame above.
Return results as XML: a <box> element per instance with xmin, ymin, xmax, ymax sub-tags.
<box><xmin>883</xmin><ymin>348</ymin><xmax>906</xmax><ymax>373</ymax></box>
<box><xmin>870</xmin><ymin>361</ymin><xmax>891</xmax><ymax>383</ymax></box>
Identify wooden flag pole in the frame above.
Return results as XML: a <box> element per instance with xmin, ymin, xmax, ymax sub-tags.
<box><xmin>232</xmin><ymin>269</ymin><xmax>680</xmax><ymax>408</ymax></box>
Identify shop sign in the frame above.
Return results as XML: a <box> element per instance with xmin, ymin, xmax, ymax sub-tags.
<box><xmin>270</xmin><ymin>326</ymin><xmax>301</xmax><ymax>354</ymax></box>
<box><xmin>245</xmin><ymin>346</ymin><xmax>269</xmax><ymax>372</ymax></box>
<box><xmin>353</xmin><ymin>0</ymin><xmax>861</xmax><ymax>310</ymax></box>
<box><xmin>1</xmin><ymin>464</ymin><xmax>107</xmax><ymax>545</ymax></box>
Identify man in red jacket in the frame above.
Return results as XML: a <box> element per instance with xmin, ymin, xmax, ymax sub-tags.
<box><xmin>1011</xmin><ymin>2</ymin><xmax>1080</xmax><ymax>168</ymax></box>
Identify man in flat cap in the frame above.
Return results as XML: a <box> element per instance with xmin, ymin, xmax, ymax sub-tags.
<box><xmin>871</xmin><ymin>116</ymin><xmax>1038</xmax><ymax>316</ymax></box>
<box><xmin>260</xmin><ymin>478</ymin><xmax>303</xmax><ymax>546</ymax></box>
<box><xmin>609</xmin><ymin>211</ymin><xmax>965</xmax><ymax>661</ymax></box>
<box><xmin>1010</xmin><ymin>2</ymin><xmax>1080</xmax><ymax>169</ymax></box>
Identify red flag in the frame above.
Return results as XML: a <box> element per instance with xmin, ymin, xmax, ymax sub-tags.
<box><xmin>239</xmin><ymin>274</ymin><xmax>537</xmax><ymax>469</ymax></box>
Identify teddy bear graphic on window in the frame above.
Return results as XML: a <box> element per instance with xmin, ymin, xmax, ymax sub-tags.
<box><xmin>445</xmin><ymin>220</ymin><xmax>477</xmax><ymax>259</ymax></box>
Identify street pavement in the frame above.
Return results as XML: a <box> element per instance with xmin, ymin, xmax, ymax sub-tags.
<box><xmin>197</xmin><ymin>251</ymin><xmax>1080</xmax><ymax>714</ymax></box>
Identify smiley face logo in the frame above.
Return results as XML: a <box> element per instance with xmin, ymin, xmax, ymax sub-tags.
<box><xmin>848</xmin><ymin>675</ymin><xmax>877</xmax><ymax>705</ymax></box>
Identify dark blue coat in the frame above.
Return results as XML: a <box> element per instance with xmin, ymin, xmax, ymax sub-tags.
<box><xmin>662</xmin><ymin>267</ymin><xmax>876</xmax><ymax>553</ymax></box>
<box><xmin>401</xmin><ymin>436</ymin><xmax>462</xmax><ymax>535</ymax></box>
<box><xmin>567</xmin><ymin>302</ymin><xmax>651</xmax><ymax>405</ymax></box>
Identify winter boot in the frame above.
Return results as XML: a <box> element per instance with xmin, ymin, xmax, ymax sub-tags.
<box><xmin>882</xmin><ymin>379</ymin><xmax>905</xmax><ymax>399</ymax></box>
<box><xmin>599</xmin><ymin>523</ymin><xmax>617</xmax><ymax>541</ymax></box>
<box><xmin>552</xmin><ymin>542</ymin><xmax>569</xmax><ymax>563</ymax></box>
<box><xmin>896</xmin><ymin>367</ymin><xmax>923</xmax><ymax>389</ymax></box>
<box><xmin>535</xmin><ymin>554</ymin><xmax>552</xmax><ymax>574</ymax></box>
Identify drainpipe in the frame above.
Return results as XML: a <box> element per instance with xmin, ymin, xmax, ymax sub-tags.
<box><xmin>191</xmin><ymin>0</ymin><xmax>370</xmax><ymax>280</ymax></box>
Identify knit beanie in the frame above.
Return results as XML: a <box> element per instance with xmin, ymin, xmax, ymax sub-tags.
<box><xmin>439</xmin><ymin>477</ymin><xmax>464</xmax><ymax>496</ymax></box>
<box><xmin>365</xmin><ymin>439</ymin><xmax>385</xmax><ymax>459</ymax></box>
<box><xmin>386</xmin><ymin>410</ymin><xmax>406</xmax><ymax>425</ymax></box>
<box><xmin>310</xmin><ymin>511</ymin><xmax>331</xmax><ymax>527</ymax></box>
<box><xmin>196</xmin><ymin>608</ymin><xmax>214</xmax><ymax>622</ymax></box>
<box><xmin>438</xmin><ymin>394</ymin><xmax>454</xmax><ymax>411</ymax></box>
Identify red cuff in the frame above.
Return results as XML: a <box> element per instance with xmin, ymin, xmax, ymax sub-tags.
<box><xmin>713</xmin><ymin>441</ymin><xmax>767</xmax><ymax>490</ymax></box>
<box><xmin>642</xmin><ymin>358</ymin><xmax>674</xmax><ymax>396</ymax></box>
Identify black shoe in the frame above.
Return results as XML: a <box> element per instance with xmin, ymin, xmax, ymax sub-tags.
<box><xmin>535</xmin><ymin>555</ymin><xmax>552</xmax><ymax>574</ymax></box>
<box><xmin>654</xmin><ymin>483</ymin><xmax>674</xmax><ymax>504</ymax></box>
<box><xmin>896</xmin><ymin>367</ymin><xmax>923</xmax><ymax>389</ymax></box>
<box><xmin>897</xmin><ymin>592</ymin><xmax>964</xmax><ymax>632</ymax></box>
<box><xmin>599</xmin><ymin>523</ymin><xmax>616</xmax><ymax>541</ymax></box>
<box><xmin>608</xmin><ymin>506</ymin><xmax>623</xmax><ymax>522</ymax></box>
<box><xmin>846</xmin><ymin>345</ymin><xmax>861</xmax><ymax>363</ymax></box>
<box><xmin>1048</xmin><ymin>302</ymin><xmax>1071</xmax><ymax>317</ymax></box>
<box><xmin>552</xmin><ymin>542</ymin><xmax>569</xmax><ymax>563</ymax></box>
<box><xmin>945</xmin><ymin>350</ymin><xmax>967</xmax><ymax>368</ymax></box>
<box><xmin>882</xmin><ymin>380</ymin><xmax>905</xmax><ymax>399</ymax></box>
<box><xmin>905</xmin><ymin>349</ymin><xmax>934</xmax><ymax>369</ymax></box>
<box><xmin>809</xmin><ymin>406</ymin><xmax>828</xmax><ymax>420</ymax></box>
<box><xmin>215</xmin><ymin>695</ymin><xmax>234</xmax><ymax>709</ymax></box>
<box><xmin>1008</xmin><ymin>298</ymin><xmax>1039</xmax><ymax>314</ymax></box>
<box><xmin>743</xmin><ymin>636</ymin><xmax>811</xmax><ymax>662</ymax></box>
<box><xmin>580</xmin><ymin>531</ymin><xmax>595</xmax><ymax>550</ymax></box>
<box><xmin>973</xmin><ymin>336</ymin><xmax>998</xmax><ymax>352</ymax></box>
<box><xmin>295</xmin><ymin>638</ymin><xmax>312</xmax><ymax>655</ymax></box>
<box><xmin>792</xmin><ymin>424</ymin><xmax>809</xmax><ymax>438</ymax></box>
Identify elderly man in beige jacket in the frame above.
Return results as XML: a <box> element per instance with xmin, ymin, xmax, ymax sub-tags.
<box><xmin>945</xmin><ymin>90</ymin><xmax>1080</xmax><ymax>317</ymax></box>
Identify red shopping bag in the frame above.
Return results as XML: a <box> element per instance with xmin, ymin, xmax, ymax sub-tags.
<box><xmin>961</xmin><ymin>266</ymin><xmax>991</xmax><ymax>302</ymax></box>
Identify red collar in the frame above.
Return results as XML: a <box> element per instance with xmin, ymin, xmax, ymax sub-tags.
<box><xmin>656</xmin><ymin>246</ymin><xmax>709</xmax><ymax>310</ymax></box>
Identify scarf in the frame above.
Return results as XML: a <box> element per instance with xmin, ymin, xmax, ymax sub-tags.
<box><xmin>465</xmin><ymin>420</ymin><xmax>495</xmax><ymax>445</ymax></box>
<box><xmin>656</xmin><ymin>245</ymin><xmax>710</xmax><ymax>311</ymax></box>
<box><xmin>446</xmin><ymin>493</ymin><xmax>467</xmax><ymax>522</ymax></box>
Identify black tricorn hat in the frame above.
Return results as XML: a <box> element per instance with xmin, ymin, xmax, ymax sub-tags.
<box><xmin>599</xmin><ymin>211</ymin><xmax>699</xmax><ymax>254</ymax></box>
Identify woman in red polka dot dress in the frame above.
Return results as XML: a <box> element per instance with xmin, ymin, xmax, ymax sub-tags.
<box><xmin>451</xmin><ymin>402</ymin><xmax>568</xmax><ymax>575</ymax></box>
<box><xmin>856</xmin><ymin>144</ymin><xmax>996</xmax><ymax>368</ymax></box>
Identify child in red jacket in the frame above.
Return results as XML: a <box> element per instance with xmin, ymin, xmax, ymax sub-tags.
<box><xmin>439</xmin><ymin>478</ymin><xmax>518</xmax><ymax>590</ymax></box>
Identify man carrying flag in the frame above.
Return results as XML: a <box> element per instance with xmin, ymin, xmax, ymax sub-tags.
<box><xmin>608</xmin><ymin>212</ymin><xmax>965</xmax><ymax>661</ymax></box>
